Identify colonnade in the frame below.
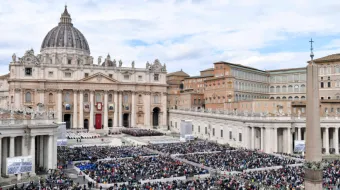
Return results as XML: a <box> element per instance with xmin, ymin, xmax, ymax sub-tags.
<box><xmin>0</xmin><ymin>135</ymin><xmax>57</xmax><ymax>177</ymax></box>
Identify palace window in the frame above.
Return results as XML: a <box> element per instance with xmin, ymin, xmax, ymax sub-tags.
<box><xmin>198</xmin><ymin>125</ymin><xmax>200</xmax><ymax>133</ymax></box>
<box><xmin>154</xmin><ymin>74</ymin><xmax>159</xmax><ymax>81</ymax></box>
<box><xmin>328</xmin><ymin>82</ymin><xmax>331</xmax><ymax>88</ymax></box>
<box><xmin>321</xmin><ymin>82</ymin><xmax>324</xmax><ymax>88</ymax></box>
<box><xmin>229</xmin><ymin>131</ymin><xmax>232</xmax><ymax>140</ymax></box>
<box><xmin>221</xmin><ymin>130</ymin><xmax>223</xmax><ymax>137</ymax></box>
<box><xmin>25</xmin><ymin>92</ymin><xmax>32</xmax><ymax>103</ymax></box>
<box><xmin>239</xmin><ymin>133</ymin><xmax>242</xmax><ymax>142</ymax></box>
<box><xmin>205</xmin><ymin>127</ymin><xmax>207</xmax><ymax>134</ymax></box>
<box><xmin>25</xmin><ymin>68</ymin><xmax>32</xmax><ymax>76</ymax></box>
<box><xmin>212</xmin><ymin>128</ymin><xmax>215</xmax><ymax>136</ymax></box>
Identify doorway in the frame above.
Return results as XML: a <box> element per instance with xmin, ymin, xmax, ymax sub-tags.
<box><xmin>84</xmin><ymin>119</ymin><xmax>89</xmax><ymax>129</ymax></box>
<box><xmin>108</xmin><ymin>119</ymin><xmax>113</xmax><ymax>128</ymax></box>
<box><xmin>64</xmin><ymin>114</ymin><xmax>71</xmax><ymax>129</ymax></box>
<box><xmin>95</xmin><ymin>114</ymin><xmax>102</xmax><ymax>129</ymax></box>
<box><xmin>153</xmin><ymin>107</ymin><xmax>160</xmax><ymax>127</ymax></box>
<box><xmin>123</xmin><ymin>114</ymin><xmax>129</xmax><ymax>127</ymax></box>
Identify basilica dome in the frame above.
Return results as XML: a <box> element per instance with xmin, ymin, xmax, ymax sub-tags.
<box><xmin>40</xmin><ymin>6</ymin><xmax>90</xmax><ymax>54</ymax></box>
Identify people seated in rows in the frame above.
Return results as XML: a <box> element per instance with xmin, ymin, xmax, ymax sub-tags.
<box><xmin>121</xmin><ymin>129</ymin><xmax>164</xmax><ymax>137</ymax></box>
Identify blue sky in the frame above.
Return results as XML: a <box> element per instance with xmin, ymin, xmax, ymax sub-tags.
<box><xmin>1</xmin><ymin>0</ymin><xmax>340</xmax><ymax>75</ymax></box>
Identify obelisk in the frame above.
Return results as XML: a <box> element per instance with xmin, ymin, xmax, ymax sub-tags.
<box><xmin>304</xmin><ymin>39</ymin><xmax>323</xmax><ymax>189</ymax></box>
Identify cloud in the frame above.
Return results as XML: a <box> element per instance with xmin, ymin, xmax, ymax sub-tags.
<box><xmin>0</xmin><ymin>0</ymin><xmax>340</xmax><ymax>76</ymax></box>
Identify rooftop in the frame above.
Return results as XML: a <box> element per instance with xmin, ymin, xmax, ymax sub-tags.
<box><xmin>167</xmin><ymin>70</ymin><xmax>189</xmax><ymax>77</ymax></box>
<box><xmin>309</xmin><ymin>53</ymin><xmax>340</xmax><ymax>63</ymax></box>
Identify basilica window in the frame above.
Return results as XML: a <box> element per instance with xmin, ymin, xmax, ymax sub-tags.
<box><xmin>221</xmin><ymin>130</ymin><xmax>223</xmax><ymax>137</ymax></box>
<box><xmin>229</xmin><ymin>131</ymin><xmax>232</xmax><ymax>140</ymax></box>
<box><xmin>64</xmin><ymin>92</ymin><xmax>70</xmax><ymax>103</ymax></box>
<box><xmin>288</xmin><ymin>85</ymin><xmax>293</xmax><ymax>92</ymax></box>
<box><xmin>96</xmin><ymin>93</ymin><xmax>102</xmax><ymax>102</ymax></box>
<box><xmin>48</xmin><ymin>71</ymin><xmax>54</xmax><ymax>77</ymax></box>
<box><xmin>124</xmin><ymin>75</ymin><xmax>129</xmax><ymax>80</ymax></box>
<box><xmin>85</xmin><ymin>73</ymin><xmax>89</xmax><ymax>78</ymax></box>
<box><xmin>154</xmin><ymin>74</ymin><xmax>159</xmax><ymax>81</ymax></box>
<box><xmin>108</xmin><ymin>94</ymin><xmax>113</xmax><ymax>102</ymax></box>
<box><xmin>84</xmin><ymin>93</ymin><xmax>89</xmax><ymax>102</ymax></box>
<box><xmin>11</xmin><ymin>96</ymin><xmax>13</xmax><ymax>103</ymax></box>
<box><xmin>239</xmin><ymin>133</ymin><xmax>242</xmax><ymax>142</ymax></box>
<box><xmin>49</xmin><ymin>93</ymin><xmax>53</xmax><ymax>103</ymax></box>
<box><xmin>109</xmin><ymin>74</ymin><xmax>113</xmax><ymax>78</ymax></box>
<box><xmin>64</xmin><ymin>72</ymin><xmax>72</xmax><ymax>78</ymax></box>
<box><xmin>154</xmin><ymin>95</ymin><xmax>160</xmax><ymax>104</ymax></box>
<box><xmin>300</xmin><ymin>84</ymin><xmax>306</xmax><ymax>92</ymax></box>
<box><xmin>25</xmin><ymin>92</ymin><xmax>32</xmax><ymax>103</ymax></box>
<box><xmin>68</xmin><ymin>59</ymin><xmax>72</xmax><ymax>64</ymax></box>
<box><xmin>212</xmin><ymin>128</ymin><xmax>215</xmax><ymax>136</ymax></box>
<box><xmin>25</xmin><ymin>68</ymin><xmax>32</xmax><ymax>76</ymax></box>
<box><xmin>138</xmin><ymin>75</ymin><xmax>143</xmax><ymax>81</ymax></box>
<box><xmin>123</xmin><ymin>94</ymin><xmax>128</xmax><ymax>104</ymax></box>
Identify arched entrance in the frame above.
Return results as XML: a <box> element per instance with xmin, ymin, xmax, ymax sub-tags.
<box><xmin>123</xmin><ymin>114</ymin><xmax>129</xmax><ymax>127</ymax></box>
<box><xmin>84</xmin><ymin>119</ymin><xmax>89</xmax><ymax>129</ymax></box>
<box><xmin>64</xmin><ymin>114</ymin><xmax>71</xmax><ymax>129</ymax></box>
<box><xmin>153</xmin><ymin>107</ymin><xmax>160</xmax><ymax>127</ymax></box>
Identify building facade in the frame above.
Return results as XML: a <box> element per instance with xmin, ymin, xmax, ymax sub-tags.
<box><xmin>0</xmin><ymin>6</ymin><xmax>168</xmax><ymax>131</ymax></box>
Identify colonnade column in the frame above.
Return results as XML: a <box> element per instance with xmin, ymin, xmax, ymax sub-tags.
<box><xmin>114</xmin><ymin>91</ymin><xmax>118</xmax><ymax>127</ymax></box>
<box><xmin>144</xmin><ymin>92</ymin><xmax>151</xmax><ymax>128</ymax></box>
<box><xmin>30</xmin><ymin>136</ymin><xmax>35</xmax><ymax>175</ymax></box>
<box><xmin>273</xmin><ymin>128</ymin><xmax>278</xmax><ymax>152</ymax></box>
<box><xmin>104</xmin><ymin>90</ymin><xmax>108</xmax><ymax>130</ymax></box>
<box><xmin>57</xmin><ymin>90</ymin><xmax>62</xmax><ymax>123</ymax></box>
<box><xmin>265</xmin><ymin>128</ymin><xmax>271</xmax><ymax>153</ymax></box>
<box><xmin>162</xmin><ymin>92</ymin><xmax>167</xmax><ymax>128</ymax></box>
<box><xmin>297</xmin><ymin>127</ymin><xmax>301</xmax><ymax>140</ymax></box>
<box><xmin>39</xmin><ymin>136</ymin><xmax>44</xmax><ymax>167</ymax></box>
<box><xmin>251</xmin><ymin>127</ymin><xmax>255</xmax><ymax>150</ymax></box>
<box><xmin>53</xmin><ymin>135</ymin><xmax>57</xmax><ymax>169</ymax></box>
<box><xmin>9</xmin><ymin>136</ymin><xmax>15</xmax><ymax>158</ymax></box>
<box><xmin>0</xmin><ymin>138</ymin><xmax>2</xmax><ymax>176</ymax></box>
<box><xmin>334</xmin><ymin>127</ymin><xmax>339</xmax><ymax>154</ymax></box>
<box><xmin>47</xmin><ymin>135</ymin><xmax>53</xmax><ymax>170</ymax></box>
<box><xmin>118</xmin><ymin>91</ymin><xmax>123</xmax><ymax>127</ymax></box>
<box><xmin>1</xmin><ymin>138</ymin><xmax>7</xmax><ymax>175</ymax></box>
<box><xmin>260</xmin><ymin>127</ymin><xmax>264</xmax><ymax>151</ymax></box>
<box><xmin>21</xmin><ymin>136</ymin><xmax>27</xmax><ymax>156</ymax></box>
<box><xmin>73</xmin><ymin>90</ymin><xmax>78</xmax><ymax>128</ymax></box>
<box><xmin>14</xmin><ymin>88</ymin><xmax>21</xmax><ymax>109</ymax></box>
<box><xmin>79</xmin><ymin>90</ymin><xmax>84</xmax><ymax>129</ymax></box>
<box><xmin>287</xmin><ymin>128</ymin><xmax>292</xmax><ymax>154</ymax></box>
<box><xmin>324</xmin><ymin>127</ymin><xmax>329</xmax><ymax>154</ymax></box>
<box><xmin>131</xmin><ymin>91</ymin><xmax>136</xmax><ymax>128</ymax></box>
<box><xmin>89</xmin><ymin>90</ymin><xmax>94</xmax><ymax>130</ymax></box>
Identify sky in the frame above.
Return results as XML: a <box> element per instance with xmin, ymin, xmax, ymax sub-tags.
<box><xmin>1</xmin><ymin>0</ymin><xmax>340</xmax><ymax>76</ymax></box>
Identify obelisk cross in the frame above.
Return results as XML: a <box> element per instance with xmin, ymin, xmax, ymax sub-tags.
<box><xmin>309</xmin><ymin>38</ymin><xmax>314</xmax><ymax>61</ymax></box>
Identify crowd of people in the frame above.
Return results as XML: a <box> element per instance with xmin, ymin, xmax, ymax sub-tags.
<box><xmin>146</xmin><ymin>140</ymin><xmax>234</xmax><ymax>154</ymax></box>
<box><xmin>121</xmin><ymin>129</ymin><xmax>164</xmax><ymax>137</ymax></box>
<box><xmin>57</xmin><ymin>146</ymin><xmax>156</xmax><ymax>162</ymax></box>
<box><xmin>180</xmin><ymin>150</ymin><xmax>301</xmax><ymax>171</ymax></box>
<box><xmin>76</xmin><ymin>156</ymin><xmax>209</xmax><ymax>184</ymax></box>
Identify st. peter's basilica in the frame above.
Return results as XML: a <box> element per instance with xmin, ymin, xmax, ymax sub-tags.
<box><xmin>0</xmin><ymin>6</ymin><xmax>168</xmax><ymax>131</ymax></box>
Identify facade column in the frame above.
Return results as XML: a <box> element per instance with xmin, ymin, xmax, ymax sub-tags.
<box><xmin>118</xmin><ymin>91</ymin><xmax>123</xmax><ymax>127</ymax></box>
<box><xmin>251</xmin><ymin>127</ymin><xmax>255</xmax><ymax>150</ymax></box>
<box><xmin>334</xmin><ymin>127</ymin><xmax>339</xmax><ymax>154</ymax></box>
<box><xmin>114</xmin><ymin>91</ymin><xmax>118</xmax><ymax>127</ymax></box>
<box><xmin>260</xmin><ymin>127</ymin><xmax>264</xmax><ymax>151</ymax></box>
<box><xmin>53</xmin><ymin>135</ymin><xmax>57</xmax><ymax>169</ymax></box>
<box><xmin>73</xmin><ymin>90</ymin><xmax>78</xmax><ymax>128</ymax></box>
<box><xmin>38</xmin><ymin>89</ymin><xmax>45</xmax><ymax>105</ymax></box>
<box><xmin>30</xmin><ymin>136</ymin><xmax>35</xmax><ymax>175</ymax></box>
<box><xmin>287</xmin><ymin>128</ymin><xmax>292</xmax><ymax>154</ymax></box>
<box><xmin>273</xmin><ymin>128</ymin><xmax>278</xmax><ymax>152</ymax></box>
<box><xmin>162</xmin><ymin>92</ymin><xmax>167</xmax><ymax>128</ymax></box>
<box><xmin>104</xmin><ymin>90</ymin><xmax>108</xmax><ymax>130</ymax></box>
<box><xmin>9</xmin><ymin>136</ymin><xmax>15</xmax><ymax>158</ymax></box>
<box><xmin>325</xmin><ymin>127</ymin><xmax>329</xmax><ymax>154</ymax></box>
<box><xmin>57</xmin><ymin>90</ymin><xmax>62</xmax><ymax>123</ymax></box>
<box><xmin>131</xmin><ymin>91</ymin><xmax>136</xmax><ymax>128</ymax></box>
<box><xmin>1</xmin><ymin>138</ymin><xmax>7</xmax><ymax>175</ymax></box>
<box><xmin>144</xmin><ymin>92</ymin><xmax>151</xmax><ymax>128</ymax></box>
<box><xmin>79</xmin><ymin>90</ymin><xmax>84</xmax><ymax>129</ymax></box>
<box><xmin>89</xmin><ymin>90</ymin><xmax>94</xmax><ymax>130</ymax></box>
<box><xmin>47</xmin><ymin>135</ymin><xmax>53</xmax><ymax>170</ymax></box>
<box><xmin>297</xmin><ymin>127</ymin><xmax>301</xmax><ymax>141</ymax></box>
<box><xmin>14</xmin><ymin>88</ymin><xmax>21</xmax><ymax>109</ymax></box>
<box><xmin>0</xmin><ymin>138</ymin><xmax>2</xmax><ymax>176</ymax></box>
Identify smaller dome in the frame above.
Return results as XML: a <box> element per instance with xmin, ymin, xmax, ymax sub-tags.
<box><xmin>40</xmin><ymin>6</ymin><xmax>90</xmax><ymax>54</ymax></box>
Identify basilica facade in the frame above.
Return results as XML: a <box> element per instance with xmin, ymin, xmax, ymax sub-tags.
<box><xmin>0</xmin><ymin>6</ymin><xmax>168</xmax><ymax>131</ymax></box>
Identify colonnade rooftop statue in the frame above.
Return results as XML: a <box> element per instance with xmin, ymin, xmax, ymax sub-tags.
<box><xmin>304</xmin><ymin>39</ymin><xmax>323</xmax><ymax>189</ymax></box>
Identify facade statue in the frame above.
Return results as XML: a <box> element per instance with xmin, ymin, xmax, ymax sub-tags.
<box><xmin>12</xmin><ymin>53</ymin><xmax>16</xmax><ymax>62</ymax></box>
<box><xmin>163</xmin><ymin>63</ymin><xmax>166</xmax><ymax>71</ymax></box>
<box><xmin>119</xmin><ymin>60</ymin><xmax>122</xmax><ymax>67</ymax></box>
<box><xmin>98</xmin><ymin>56</ymin><xmax>102</xmax><ymax>65</ymax></box>
<box><xmin>132</xmin><ymin>61</ymin><xmax>135</xmax><ymax>68</ymax></box>
<box><xmin>298</xmin><ymin>110</ymin><xmax>301</xmax><ymax>118</ymax></box>
<box><xmin>146</xmin><ymin>62</ymin><xmax>150</xmax><ymax>69</ymax></box>
<box><xmin>113</xmin><ymin>59</ymin><xmax>116</xmax><ymax>67</ymax></box>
